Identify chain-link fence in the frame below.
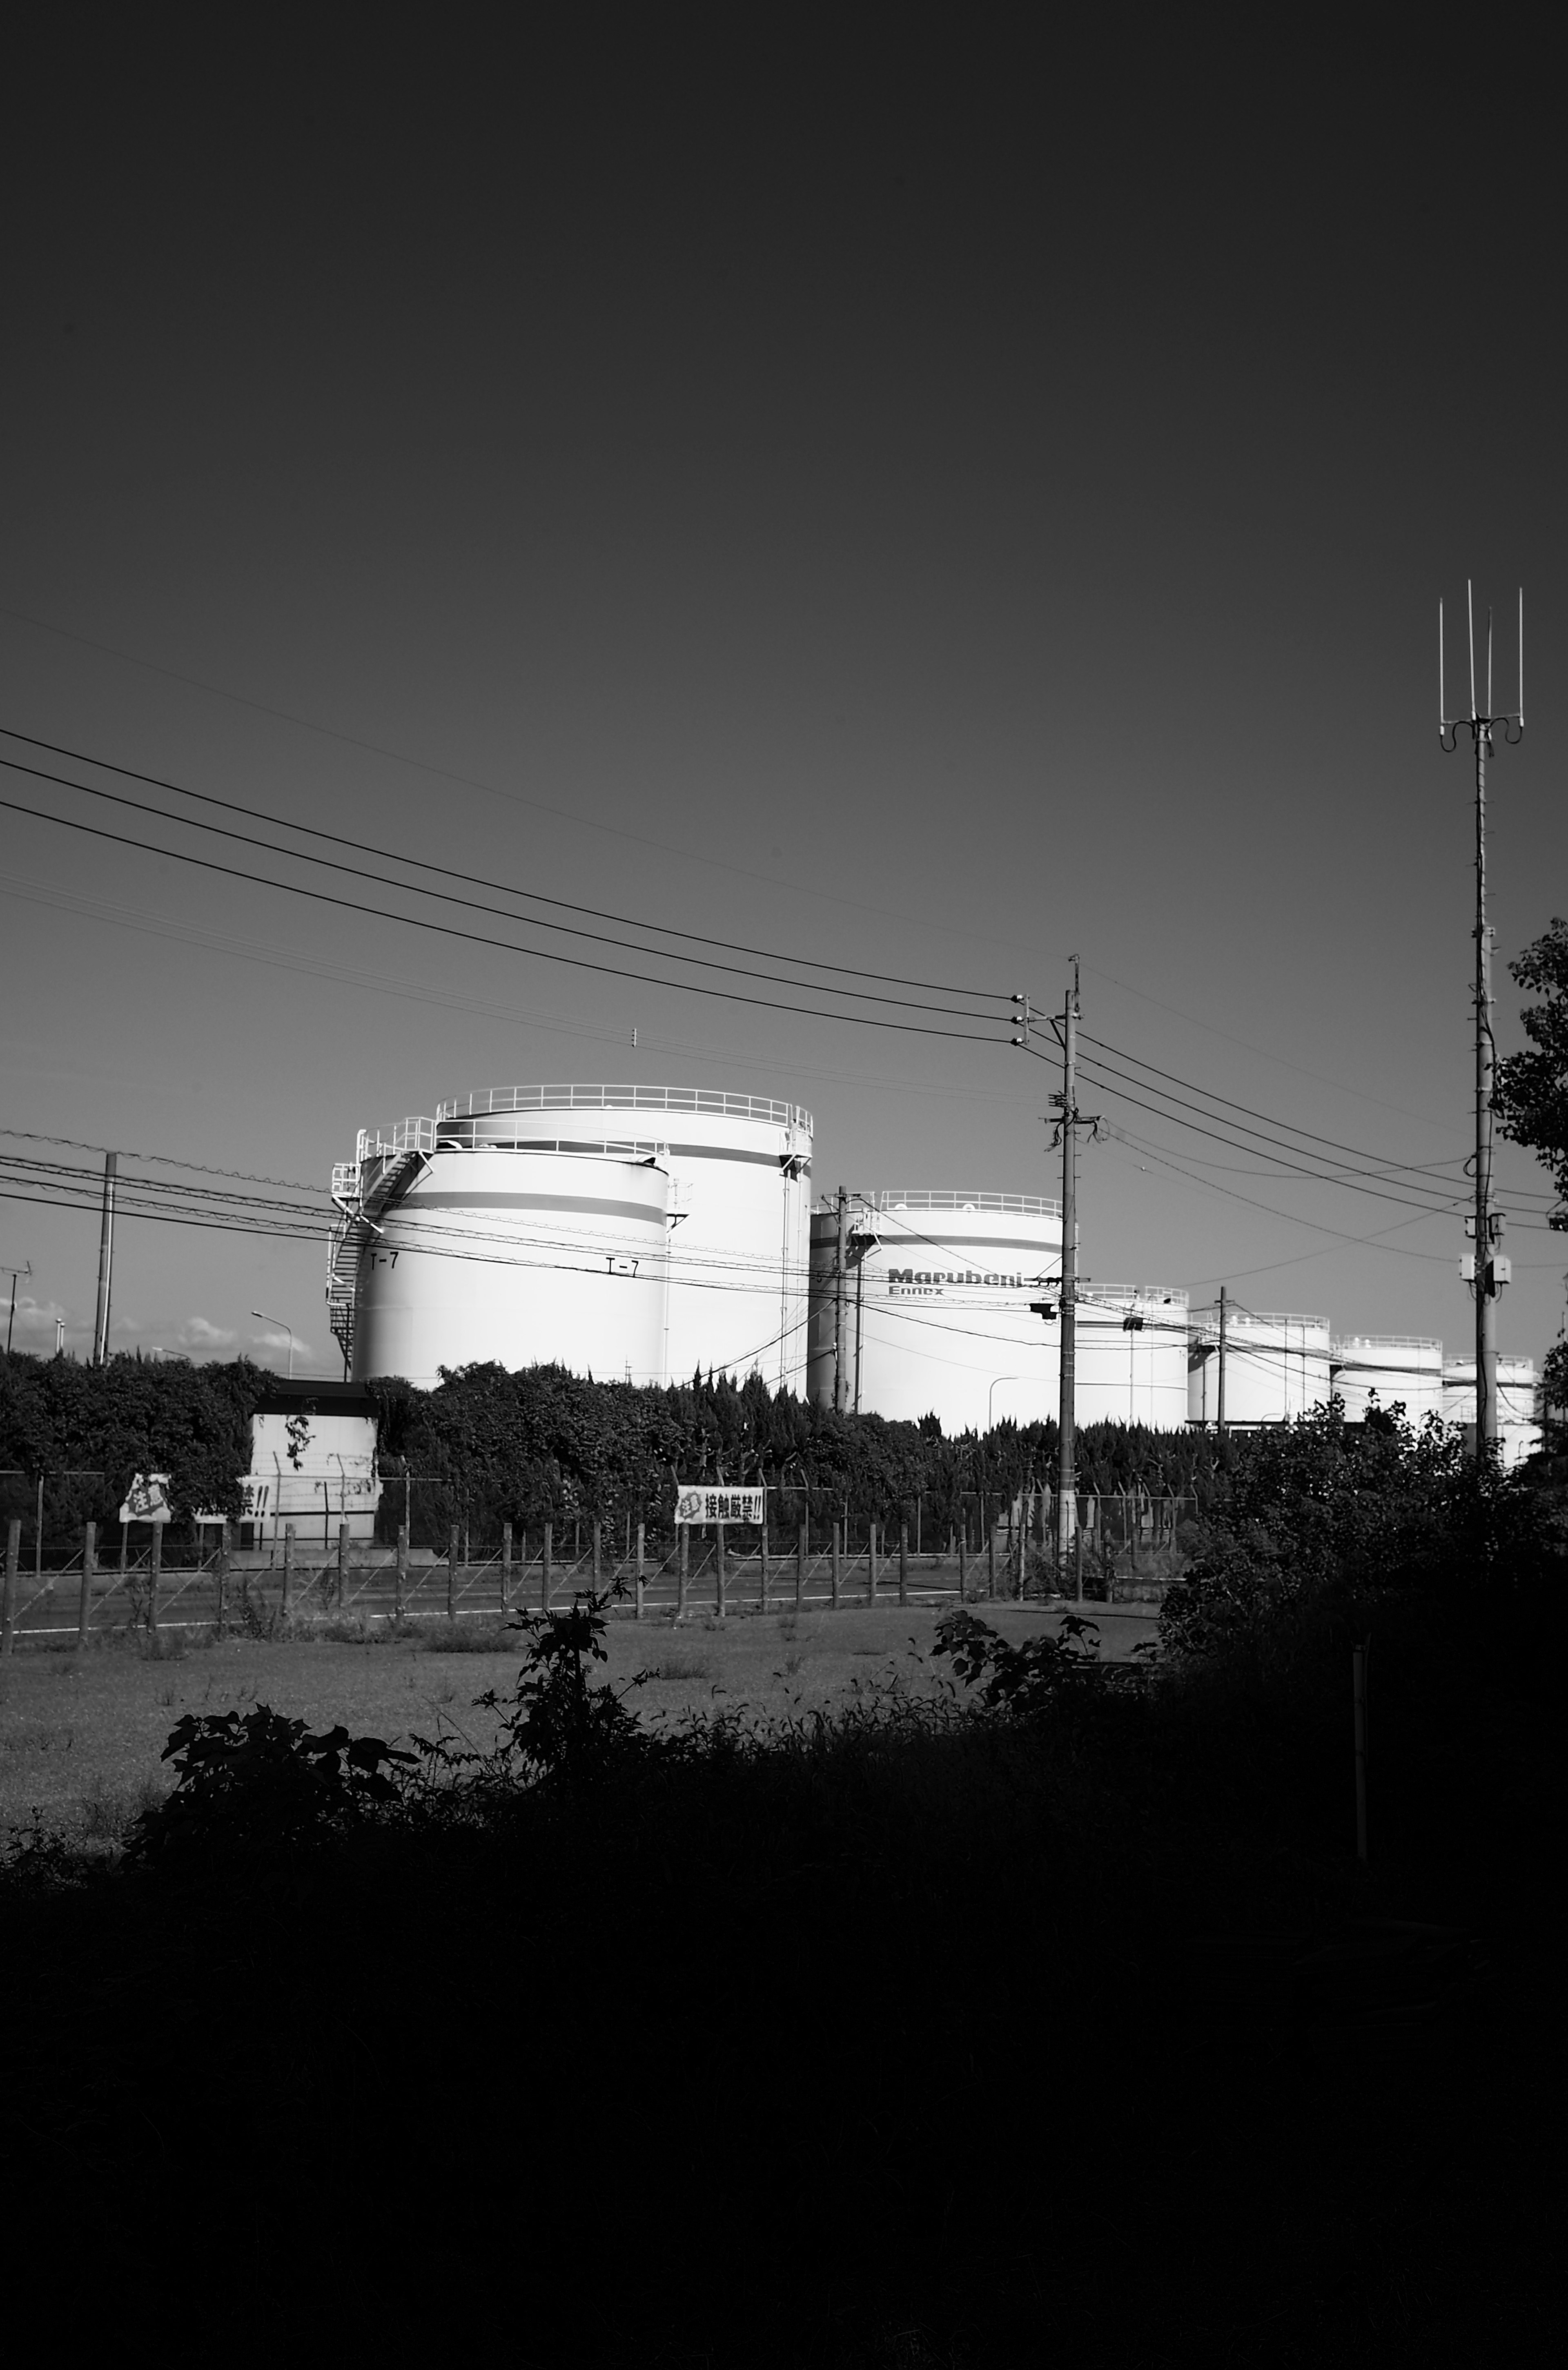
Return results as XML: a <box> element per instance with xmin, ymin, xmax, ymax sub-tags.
<box><xmin>1</xmin><ymin>1469</ymin><xmax>1200</xmax><ymax>1645</ymax></box>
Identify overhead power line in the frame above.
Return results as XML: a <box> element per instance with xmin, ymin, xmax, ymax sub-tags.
<box><xmin>0</xmin><ymin>782</ymin><xmax>1003</xmax><ymax>1046</ymax></box>
<box><xmin>0</xmin><ymin>728</ymin><xmax>1004</xmax><ymax>1009</ymax></box>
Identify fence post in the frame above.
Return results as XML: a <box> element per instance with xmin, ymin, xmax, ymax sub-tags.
<box><xmin>987</xmin><ymin>1515</ymin><xmax>996</xmax><ymax>1600</ymax></box>
<box><xmin>1353</xmin><ymin>1642</ymin><xmax>1370</xmax><ymax>1864</ymax></box>
<box><xmin>337</xmin><ymin>1521</ymin><xmax>350</xmax><ymax>1613</ymax></box>
<box><xmin>501</xmin><ymin>1521</ymin><xmax>513</xmax><ymax>1613</ymax></box>
<box><xmin>635</xmin><ymin>1521</ymin><xmax>645</xmax><ymax>1620</ymax></box>
<box><xmin>148</xmin><ymin>1521</ymin><xmax>161</xmax><ymax>1635</ymax></box>
<box><xmin>592</xmin><ymin>1517</ymin><xmax>602</xmax><ymax>1592</ymax></box>
<box><xmin>899</xmin><ymin>1521</ymin><xmax>908</xmax><ymax>1608</ymax></box>
<box><xmin>282</xmin><ymin>1524</ymin><xmax>294</xmax><ymax>1622</ymax></box>
<box><xmin>542</xmin><ymin>1521</ymin><xmax>552</xmax><ymax>1613</ymax></box>
<box><xmin>831</xmin><ymin>1520</ymin><xmax>840</xmax><ymax>1611</ymax></box>
<box><xmin>2</xmin><ymin>1518</ymin><xmax>19</xmax><ymax>1654</ymax></box>
<box><xmin>868</xmin><ymin>1519</ymin><xmax>878</xmax><ymax>1606</ymax></box>
<box><xmin>958</xmin><ymin>1525</ymin><xmax>967</xmax><ymax>1604</ymax></box>
<box><xmin>79</xmin><ymin>1520</ymin><xmax>97</xmax><ymax>1647</ymax></box>
<box><xmin>396</xmin><ymin>1524</ymin><xmax>409</xmax><ymax>1618</ymax></box>
<box><xmin>758</xmin><ymin>1519</ymin><xmax>768</xmax><ymax>1615</ymax></box>
<box><xmin>677</xmin><ymin>1523</ymin><xmax>688</xmax><ymax>1618</ymax></box>
<box><xmin>214</xmin><ymin>1522</ymin><xmax>228</xmax><ymax>1634</ymax></box>
<box><xmin>716</xmin><ymin>1521</ymin><xmax>727</xmax><ymax>1618</ymax></box>
<box><xmin>1075</xmin><ymin>1525</ymin><xmax>1085</xmax><ymax>1606</ymax></box>
<box><xmin>448</xmin><ymin>1524</ymin><xmax>460</xmax><ymax>1620</ymax></box>
<box><xmin>796</xmin><ymin>1520</ymin><xmax>806</xmax><ymax>1611</ymax></box>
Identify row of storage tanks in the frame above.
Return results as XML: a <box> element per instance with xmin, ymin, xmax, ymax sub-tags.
<box><xmin>327</xmin><ymin>1085</ymin><xmax>1540</xmax><ymax>1459</ymax></box>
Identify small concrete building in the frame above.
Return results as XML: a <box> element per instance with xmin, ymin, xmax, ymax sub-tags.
<box><xmin>236</xmin><ymin>1377</ymin><xmax>383</xmax><ymax>1550</ymax></box>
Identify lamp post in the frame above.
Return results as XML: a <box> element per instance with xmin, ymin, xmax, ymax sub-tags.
<box><xmin>252</xmin><ymin>1310</ymin><xmax>296</xmax><ymax>1381</ymax></box>
<box><xmin>988</xmin><ymin>1376</ymin><xmax>1029</xmax><ymax>1429</ymax></box>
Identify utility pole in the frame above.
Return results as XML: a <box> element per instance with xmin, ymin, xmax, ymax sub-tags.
<box><xmin>2</xmin><ymin>1263</ymin><xmax>30</xmax><ymax>1357</ymax></box>
<box><xmin>833</xmin><ymin>1184</ymin><xmax>849</xmax><ymax>1414</ymax></box>
<box><xmin>1441</xmin><ymin>585</ymin><xmax>1522</xmax><ymax>1451</ymax></box>
<box><xmin>1013</xmin><ymin>978</ymin><xmax>1098</xmax><ymax>1577</ymax></box>
<box><xmin>91</xmin><ymin>1153</ymin><xmax>117</xmax><ymax>1366</ymax></box>
<box><xmin>1057</xmin><ymin>980</ymin><xmax>1078</xmax><ymax>1573</ymax></box>
<box><xmin>1217</xmin><ymin>1285</ymin><xmax>1228</xmax><ymax>1432</ymax></box>
<box><xmin>1049</xmin><ymin>966</ymin><xmax>1099</xmax><ymax>1574</ymax></box>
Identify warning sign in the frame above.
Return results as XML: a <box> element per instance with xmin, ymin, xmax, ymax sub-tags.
<box><xmin>675</xmin><ymin>1485</ymin><xmax>765</xmax><ymax>1527</ymax></box>
<box><xmin>120</xmin><ymin>1473</ymin><xmax>173</xmax><ymax>1524</ymax></box>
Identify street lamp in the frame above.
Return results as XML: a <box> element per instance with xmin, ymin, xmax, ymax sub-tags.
<box><xmin>989</xmin><ymin>1376</ymin><xmax>1030</xmax><ymax>1429</ymax></box>
<box><xmin>252</xmin><ymin>1310</ymin><xmax>296</xmax><ymax>1380</ymax></box>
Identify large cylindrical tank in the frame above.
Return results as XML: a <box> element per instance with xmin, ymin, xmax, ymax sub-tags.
<box><xmin>1441</xmin><ymin>1355</ymin><xmax>1540</xmax><ymax>1468</ymax></box>
<box><xmin>1330</xmin><ymin>1336</ymin><xmax>1443</xmax><ymax>1424</ymax></box>
<box><xmin>352</xmin><ymin>1146</ymin><xmax>670</xmax><ymax>1388</ymax></box>
<box><xmin>432</xmin><ymin>1086</ymin><xmax>813</xmax><ymax>1392</ymax></box>
<box><xmin>1187</xmin><ymin>1308</ymin><xmax>1332</xmax><ymax>1424</ymax></box>
<box><xmin>1074</xmin><ymin>1287</ymin><xmax>1191</xmax><ymax>1429</ymax></box>
<box><xmin>807</xmin><ymin>1191</ymin><xmax>1063</xmax><ymax>1433</ymax></box>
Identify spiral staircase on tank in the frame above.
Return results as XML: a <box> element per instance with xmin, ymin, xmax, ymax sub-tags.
<box><xmin>327</xmin><ymin>1118</ymin><xmax>436</xmax><ymax>1374</ymax></box>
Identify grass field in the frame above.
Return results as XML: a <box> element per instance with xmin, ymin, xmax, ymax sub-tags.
<box><xmin>0</xmin><ymin>1600</ymin><xmax>1160</xmax><ymax>1835</ymax></box>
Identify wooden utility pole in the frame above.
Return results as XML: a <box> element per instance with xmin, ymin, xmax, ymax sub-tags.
<box><xmin>80</xmin><ymin>1520</ymin><xmax>96</xmax><ymax>1646</ymax></box>
<box><xmin>2</xmin><ymin>1518</ymin><xmax>19</xmax><ymax>1653</ymax></box>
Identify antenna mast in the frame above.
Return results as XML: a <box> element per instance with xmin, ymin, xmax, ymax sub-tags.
<box><xmin>1441</xmin><ymin>584</ymin><xmax>1523</xmax><ymax>1451</ymax></box>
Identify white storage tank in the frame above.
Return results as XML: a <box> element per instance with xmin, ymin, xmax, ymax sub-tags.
<box><xmin>346</xmin><ymin>1138</ymin><xmax>670</xmax><ymax>1390</ymax></box>
<box><xmin>330</xmin><ymin>1084</ymin><xmax>812</xmax><ymax>1392</ymax></box>
<box><xmin>1187</xmin><ymin>1308</ymin><xmax>1333</xmax><ymax>1425</ymax></box>
<box><xmin>1441</xmin><ymin>1356</ymin><xmax>1541</xmax><ymax>1468</ymax></box>
<box><xmin>1330</xmin><ymin>1336</ymin><xmax>1443</xmax><ymax>1425</ymax></box>
<box><xmin>1074</xmin><ymin>1286</ymin><xmax>1191</xmax><ymax>1429</ymax></box>
<box><xmin>807</xmin><ymin>1190</ymin><xmax>1063</xmax><ymax>1434</ymax></box>
<box><xmin>432</xmin><ymin>1086</ymin><xmax>813</xmax><ymax>1392</ymax></box>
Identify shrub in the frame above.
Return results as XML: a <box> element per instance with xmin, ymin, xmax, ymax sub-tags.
<box><xmin>421</xmin><ymin>1591</ymin><xmax>648</xmax><ymax>1793</ymax></box>
<box><xmin>129</xmin><ymin>1707</ymin><xmax>416</xmax><ymax>1864</ymax></box>
<box><xmin>1159</xmin><ymin>1400</ymin><xmax>1566</xmax><ymax>1666</ymax></box>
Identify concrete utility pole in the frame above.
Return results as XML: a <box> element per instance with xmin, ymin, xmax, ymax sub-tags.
<box><xmin>1217</xmin><ymin>1285</ymin><xmax>1228</xmax><ymax>1433</ymax></box>
<box><xmin>1012</xmin><ymin>976</ymin><xmax>1098</xmax><ymax>1576</ymax></box>
<box><xmin>1057</xmin><ymin>981</ymin><xmax>1078</xmax><ymax>1570</ymax></box>
<box><xmin>2</xmin><ymin>1263</ymin><xmax>30</xmax><ymax>1357</ymax></box>
<box><xmin>1441</xmin><ymin>586</ymin><xmax>1522</xmax><ymax>1450</ymax></box>
<box><xmin>1049</xmin><ymin>966</ymin><xmax>1098</xmax><ymax>1573</ymax></box>
<box><xmin>833</xmin><ymin>1184</ymin><xmax>849</xmax><ymax>1414</ymax></box>
<box><xmin>91</xmin><ymin>1153</ymin><xmax>117</xmax><ymax>1365</ymax></box>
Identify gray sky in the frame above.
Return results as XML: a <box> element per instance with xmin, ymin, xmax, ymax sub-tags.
<box><xmin>2</xmin><ymin>28</ymin><xmax>1562</xmax><ymax>1381</ymax></box>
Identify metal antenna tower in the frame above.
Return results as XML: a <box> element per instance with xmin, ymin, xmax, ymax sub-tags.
<box><xmin>1441</xmin><ymin>583</ymin><xmax>1523</xmax><ymax>1451</ymax></box>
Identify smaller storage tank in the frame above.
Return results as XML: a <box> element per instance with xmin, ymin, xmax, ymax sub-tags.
<box><xmin>1187</xmin><ymin>1308</ymin><xmax>1332</xmax><ymax>1425</ymax></box>
<box><xmin>1441</xmin><ymin>1356</ymin><xmax>1541</xmax><ymax>1468</ymax></box>
<box><xmin>1330</xmin><ymin>1336</ymin><xmax>1444</xmax><ymax>1425</ymax></box>
<box><xmin>1074</xmin><ymin>1287</ymin><xmax>1191</xmax><ymax>1429</ymax></box>
<box><xmin>808</xmin><ymin>1189</ymin><xmax>1063</xmax><ymax>1434</ymax></box>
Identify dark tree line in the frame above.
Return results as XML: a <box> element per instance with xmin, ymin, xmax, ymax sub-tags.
<box><xmin>0</xmin><ymin>1352</ymin><xmax>267</xmax><ymax>1537</ymax></box>
<box><xmin>365</xmin><ymin>1360</ymin><xmax>1244</xmax><ymax>1543</ymax></box>
<box><xmin>1494</xmin><ymin>913</ymin><xmax>1568</xmax><ymax>1422</ymax></box>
